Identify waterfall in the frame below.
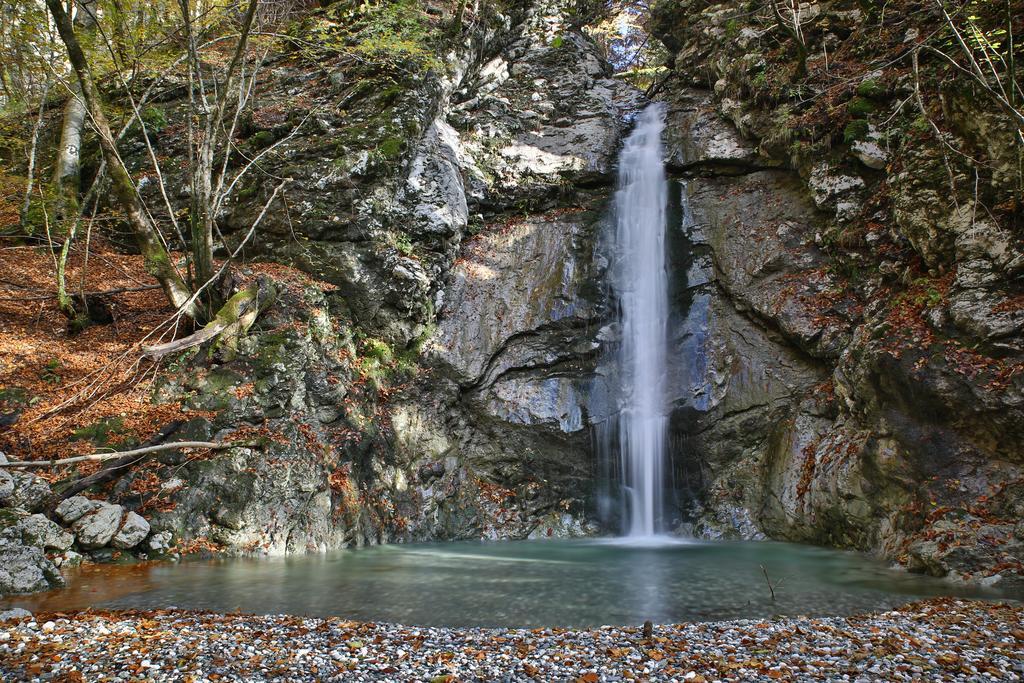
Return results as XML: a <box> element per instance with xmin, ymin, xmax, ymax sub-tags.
<box><xmin>612</xmin><ymin>103</ymin><xmax>670</xmax><ymax>538</ymax></box>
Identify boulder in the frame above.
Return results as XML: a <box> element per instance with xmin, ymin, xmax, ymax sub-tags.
<box><xmin>6</xmin><ymin>472</ymin><xmax>53</xmax><ymax>512</ymax></box>
<box><xmin>0</xmin><ymin>541</ymin><xmax>63</xmax><ymax>595</ymax></box>
<box><xmin>112</xmin><ymin>511</ymin><xmax>150</xmax><ymax>549</ymax></box>
<box><xmin>55</xmin><ymin>495</ymin><xmax>101</xmax><ymax>524</ymax></box>
<box><xmin>808</xmin><ymin>163</ymin><xmax>865</xmax><ymax>222</ymax></box>
<box><xmin>71</xmin><ymin>503</ymin><xmax>124</xmax><ymax>549</ymax></box>
<box><xmin>849</xmin><ymin>124</ymin><xmax>889</xmax><ymax>170</ymax></box>
<box><xmin>16</xmin><ymin>514</ymin><xmax>74</xmax><ymax>551</ymax></box>
<box><xmin>851</xmin><ymin>138</ymin><xmax>888</xmax><ymax>170</ymax></box>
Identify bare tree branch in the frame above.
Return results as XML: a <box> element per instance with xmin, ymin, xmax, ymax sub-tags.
<box><xmin>1</xmin><ymin>441</ymin><xmax>240</xmax><ymax>469</ymax></box>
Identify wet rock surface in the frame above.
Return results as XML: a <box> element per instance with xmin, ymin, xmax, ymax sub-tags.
<box><xmin>658</xmin><ymin>89</ymin><xmax>1024</xmax><ymax>584</ymax></box>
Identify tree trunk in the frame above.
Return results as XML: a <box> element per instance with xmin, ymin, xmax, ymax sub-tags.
<box><xmin>21</xmin><ymin>79</ymin><xmax>51</xmax><ymax>230</ymax></box>
<box><xmin>50</xmin><ymin>0</ymin><xmax>99</xmax><ymax>226</ymax></box>
<box><xmin>142</xmin><ymin>277</ymin><xmax>276</xmax><ymax>359</ymax></box>
<box><xmin>45</xmin><ymin>0</ymin><xmax>197</xmax><ymax>318</ymax></box>
<box><xmin>51</xmin><ymin>82</ymin><xmax>86</xmax><ymax>224</ymax></box>
<box><xmin>178</xmin><ymin>0</ymin><xmax>258</xmax><ymax>314</ymax></box>
<box><xmin>451</xmin><ymin>0</ymin><xmax>466</xmax><ymax>35</ymax></box>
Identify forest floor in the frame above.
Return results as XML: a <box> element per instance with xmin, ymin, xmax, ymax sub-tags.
<box><xmin>0</xmin><ymin>598</ymin><xmax>1021</xmax><ymax>681</ymax></box>
<box><xmin>0</xmin><ymin>238</ymin><xmax>182</xmax><ymax>469</ymax></box>
<box><xmin>0</xmin><ymin>238</ymin><xmax>325</xmax><ymax>471</ymax></box>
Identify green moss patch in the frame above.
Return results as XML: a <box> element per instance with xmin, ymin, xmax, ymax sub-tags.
<box><xmin>72</xmin><ymin>416</ymin><xmax>127</xmax><ymax>446</ymax></box>
<box><xmin>843</xmin><ymin>119</ymin><xmax>871</xmax><ymax>144</ymax></box>
<box><xmin>847</xmin><ymin>97</ymin><xmax>876</xmax><ymax>118</ymax></box>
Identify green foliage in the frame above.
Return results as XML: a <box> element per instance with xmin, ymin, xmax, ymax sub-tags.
<box><xmin>141</xmin><ymin>106</ymin><xmax>167</xmax><ymax>133</ymax></box>
<box><xmin>300</xmin><ymin>0</ymin><xmax>441</xmax><ymax>74</ymax></box>
<box><xmin>0</xmin><ymin>0</ymin><xmax>59</xmax><ymax>112</ymax></box>
<box><xmin>19</xmin><ymin>194</ymin><xmax>49</xmax><ymax>237</ymax></box>
<box><xmin>843</xmin><ymin>119</ymin><xmax>871</xmax><ymax>144</ymax></box>
<box><xmin>409</xmin><ymin>321</ymin><xmax>436</xmax><ymax>355</ymax></box>
<box><xmin>362</xmin><ymin>338</ymin><xmax>394</xmax><ymax>365</ymax></box>
<box><xmin>39</xmin><ymin>358</ymin><xmax>62</xmax><ymax>384</ymax></box>
<box><xmin>925</xmin><ymin>288</ymin><xmax>943</xmax><ymax>307</ymax></box>
<box><xmin>847</xmin><ymin>97</ymin><xmax>876</xmax><ymax>118</ymax></box>
<box><xmin>391</xmin><ymin>232</ymin><xmax>414</xmax><ymax>256</ymax></box>
<box><xmin>465</xmin><ymin>214</ymin><xmax>485</xmax><ymax>236</ymax></box>
<box><xmin>909</xmin><ymin>116</ymin><xmax>931</xmax><ymax>134</ymax></box>
<box><xmin>237</xmin><ymin>183</ymin><xmax>259</xmax><ymax>201</ymax></box>
<box><xmin>392</xmin><ymin>355</ymin><xmax>418</xmax><ymax>378</ymax></box>
<box><xmin>744</xmin><ymin>61</ymin><xmax>795</xmax><ymax>105</ymax></box>
<box><xmin>550</xmin><ymin>35</ymin><xmax>565</xmax><ymax>49</ymax></box>
<box><xmin>378</xmin><ymin>136</ymin><xmax>403</xmax><ymax>159</ymax></box>
<box><xmin>0</xmin><ymin>386</ymin><xmax>30</xmax><ymax>409</ymax></box>
<box><xmin>614</xmin><ymin>65</ymin><xmax>669</xmax><ymax>91</ymax></box>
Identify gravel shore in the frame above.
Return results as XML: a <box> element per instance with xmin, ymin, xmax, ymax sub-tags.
<box><xmin>1</xmin><ymin>598</ymin><xmax>1021</xmax><ymax>681</ymax></box>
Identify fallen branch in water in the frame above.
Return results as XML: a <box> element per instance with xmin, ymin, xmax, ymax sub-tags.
<box><xmin>761</xmin><ymin>565</ymin><xmax>774</xmax><ymax>602</ymax></box>
<box><xmin>0</xmin><ymin>440</ymin><xmax>239</xmax><ymax>469</ymax></box>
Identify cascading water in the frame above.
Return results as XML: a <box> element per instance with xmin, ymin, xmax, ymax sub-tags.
<box><xmin>612</xmin><ymin>103</ymin><xmax>670</xmax><ymax>538</ymax></box>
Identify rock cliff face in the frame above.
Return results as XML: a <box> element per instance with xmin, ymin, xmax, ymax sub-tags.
<box><xmin>651</xmin><ymin>0</ymin><xmax>1024</xmax><ymax>589</ymax></box>
<box><xmin>104</xmin><ymin>0</ymin><xmax>635</xmax><ymax>553</ymax></box>
<box><xmin>5</xmin><ymin>0</ymin><xmax>1021</xmax><ymax>596</ymax></box>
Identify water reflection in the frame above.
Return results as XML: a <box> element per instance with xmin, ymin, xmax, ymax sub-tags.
<box><xmin>3</xmin><ymin>539</ymin><xmax>1017</xmax><ymax>628</ymax></box>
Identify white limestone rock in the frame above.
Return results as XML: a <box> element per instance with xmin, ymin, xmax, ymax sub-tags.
<box><xmin>851</xmin><ymin>139</ymin><xmax>888</xmax><ymax>170</ymax></box>
<box><xmin>54</xmin><ymin>495</ymin><xmax>101</xmax><ymax>525</ymax></box>
<box><xmin>0</xmin><ymin>541</ymin><xmax>63</xmax><ymax>595</ymax></box>
<box><xmin>808</xmin><ymin>163</ymin><xmax>865</xmax><ymax>221</ymax></box>
<box><xmin>71</xmin><ymin>503</ymin><xmax>124</xmax><ymax>549</ymax></box>
<box><xmin>111</xmin><ymin>511</ymin><xmax>150</xmax><ymax>549</ymax></box>
<box><xmin>16</xmin><ymin>514</ymin><xmax>74</xmax><ymax>551</ymax></box>
<box><xmin>6</xmin><ymin>472</ymin><xmax>53</xmax><ymax>512</ymax></box>
<box><xmin>147</xmin><ymin>530</ymin><xmax>173</xmax><ymax>554</ymax></box>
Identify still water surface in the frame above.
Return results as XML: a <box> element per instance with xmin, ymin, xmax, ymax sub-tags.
<box><xmin>4</xmin><ymin>539</ymin><xmax>1016</xmax><ymax>628</ymax></box>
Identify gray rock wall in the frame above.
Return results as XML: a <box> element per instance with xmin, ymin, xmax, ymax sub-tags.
<box><xmin>651</xmin><ymin>18</ymin><xmax>1024</xmax><ymax>588</ymax></box>
<box><xmin>107</xmin><ymin>0</ymin><xmax>629</xmax><ymax>554</ymax></box>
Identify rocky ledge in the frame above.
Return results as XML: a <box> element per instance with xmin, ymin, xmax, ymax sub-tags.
<box><xmin>0</xmin><ymin>599</ymin><xmax>1021</xmax><ymax>681</ymax></box>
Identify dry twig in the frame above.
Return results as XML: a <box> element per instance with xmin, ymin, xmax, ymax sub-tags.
<box><xmin>0</xmin><ymin>440</ymin><xmax>240</xmax><ymax>469</ymax></box>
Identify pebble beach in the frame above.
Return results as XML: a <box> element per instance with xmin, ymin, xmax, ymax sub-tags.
<box><xmin>1</xmin><ymin>598</ymin><xmax>1022</xmax><ymax>681</ymax></box>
